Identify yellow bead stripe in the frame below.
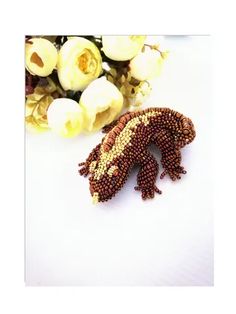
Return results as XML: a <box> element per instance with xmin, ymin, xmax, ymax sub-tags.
<box><xmin>93</xmin><ymin>111</ymin><xmax>159</xmax><ymax>180</ymax></box>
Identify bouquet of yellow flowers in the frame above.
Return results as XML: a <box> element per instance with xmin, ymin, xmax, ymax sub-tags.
<box><xmin>25</xmin><ymin>36</ymin><xmax>168</xmax><ymax>138</ymax></box>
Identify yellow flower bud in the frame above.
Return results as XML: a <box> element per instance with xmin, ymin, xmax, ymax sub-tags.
<box><xmin>25</xmin><ymin>38</ymin><xmax>58</xmax><ymax>77</ymax></box>
<box><xmin>102</xmin><ymin>36</ymin><xmax>146</xmax><ymax>61</ymax></box>
<box><xmin>129</xmin><ymin>49</ymin><xmax>163</xmax><ymax>81</ymax></box>
<box><xmin>128</xmin><ymin>81</ymin><xmax>152</xmax><ymax>108</ymax></box>
<box><xmin>47</xmin><ymin>98</ymin><xmax>84</xmax><ymax>138</ymax></box>
<box><xmin>79</xmin><ymin>77</ymin><xmax>123</xmax><ymax>132</ymax></box>
<box><xmin>57</xmin><ymin>37</ymin><xmax>102</xmax><ymax>91</ymax></box>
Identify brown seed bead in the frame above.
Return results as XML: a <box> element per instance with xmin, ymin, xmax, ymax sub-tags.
<box><xmin>183</xmin><ymin>129</ymin><xmax>189</xmax><ymax>135</ymax></box>
<box><xmin>103</xmin><ymin>144</ymin><xmax>111</xmax><ymax>152</ymax></box>
<box><xmin>78</xmin><ymin>107</ymin><xmax>196</xmax><ymax>203</ymax></box>
<box><xmin>176</xmin><ymin>112</ymin><xmax>182</xmax><ymax>118</ymax></box>
<box><xmin>116</xmin><ymin>124</ymin><xmax>123</xmax><ymax>132</ymax></box>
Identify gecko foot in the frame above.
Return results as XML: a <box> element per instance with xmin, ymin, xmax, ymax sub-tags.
<box><xmin>78</xmin><ymin>162</ymin><xmax>89</xmax><ymax>177</ymax></box>
<box><xmin>134</xmin><ymin>185</ymin><xmax>162</xmax><ymax>200</ymax></box>
<box><xmin>160</xmin><ymin>166</ymin><xmax>187</xmax><ymax>181</ymax></box>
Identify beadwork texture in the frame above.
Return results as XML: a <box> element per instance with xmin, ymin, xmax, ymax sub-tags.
<box><xmin>78</xmin><ymin>107</ymin><xmax>196</xmax><ymax>203</ymax></box>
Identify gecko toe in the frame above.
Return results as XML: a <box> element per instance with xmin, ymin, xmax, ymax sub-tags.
<box><xmin>154</xmin><ymin>186</ymin><xmax>162</xmax><ymax>194</ymax></box>
<box><xmin>136</xmin><ymin>185</ymin><xmax>162</xmax><ymax>200</ymax></box>
<box><xmin>162</xmin><ymin>166</ymin><xmax>187</xmax><ymax>181</ymax></box>
<box><xmin>79</xmin><ymin>167</ymin><xmax>89</xmax><ymax>177</ymax></box>
<box><xmin>78</xmin><ymin>162</ymin><xmax>85</xmax><ymax>166</ymax></box>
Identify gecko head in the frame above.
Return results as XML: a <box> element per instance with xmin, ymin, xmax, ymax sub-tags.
<box><xmin>89</xmin><ymin>162</ymin><xmax>129</xmax><ymax>203</ymax></box>
<box><xmin>175</xmin><ymin>116</ymin><xmax>196</xmax><ymax>148</ymax></box>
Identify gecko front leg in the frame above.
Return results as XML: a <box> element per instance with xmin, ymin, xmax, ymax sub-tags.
<box><xmin>78</xmin><ymin>143</ymin><xmax>101</xmax><ymax>177</ymax></box>
<box><xmin>153</xmin><ymin>130</ymin><xmax>186</xmax><ymax>181</ymax></box>
<box><xmin>134</xmin><ymin>151</ymin><xmax>162</xmax><ymax>200</ymax></box>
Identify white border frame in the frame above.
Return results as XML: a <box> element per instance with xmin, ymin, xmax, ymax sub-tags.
<box><xmin>1</xmin><ymin>0</ymin><xmax>236</xmax><ymax>313</ymax></box>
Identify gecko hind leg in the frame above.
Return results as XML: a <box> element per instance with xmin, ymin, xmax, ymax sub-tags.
<box><xmin>152</xmin><ymin>129</ymin><xmax>187</xmax><ymax>181</ymax></box>
<box><xmin>134</xmin><ymin>151</ymin><xmax>162</xmax><ymax>200</ymax></box>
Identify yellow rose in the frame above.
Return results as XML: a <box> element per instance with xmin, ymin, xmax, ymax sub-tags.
<box><xmin>25</xmin><ymin>38</ymin><xmax>58</xmax><ymax>77</ymax></box>
<box><xmin>102</xmin><ymin>36</ymin><xmax>146</xmax><ymax>61</ymax></box>
<box><xmin>79</xmin><ymin>77</ymin><xmax>123</xmax><ymax>132</ymax></box>
<box><xmin>57</xmin><ymin>37</ymin><xmax>102</xmax><ymax>91</ymax></box>
<box><xmin>47</xmin><ymin>98</ymin><xmax>84</xmax><ymax>138</ymax></box>
<box><xmin>129</xmin><ymin>49</ymin><xmax>163</xmax><ymax>81</ymax></box>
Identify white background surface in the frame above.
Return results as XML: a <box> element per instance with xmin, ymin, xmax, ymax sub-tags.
<box><xmin>25</xmin><ymin>36</ymin><xmax>213</xmax><ymax>286</ymax></box>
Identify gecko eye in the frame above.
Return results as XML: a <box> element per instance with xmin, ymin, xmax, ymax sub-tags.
<box><xmin>107</xmin><ymin>165</ymin><xmax>119</xmax><ymax>177</ymax></box>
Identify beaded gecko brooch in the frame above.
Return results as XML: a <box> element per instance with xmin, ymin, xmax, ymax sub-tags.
<box><xmin>78</xmin><ymin>107</ymin><xmax>196</xmax><ymax>203</ymax></box>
